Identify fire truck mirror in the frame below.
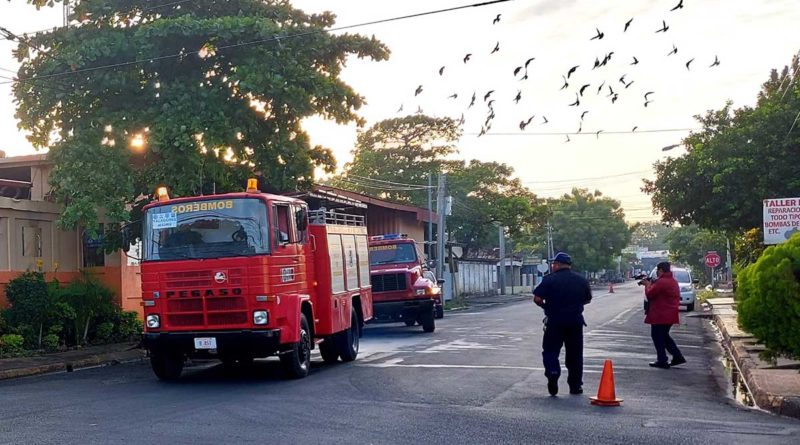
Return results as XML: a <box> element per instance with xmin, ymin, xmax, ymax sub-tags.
<box><xmin>296</xmin><ymin>209</ymin><xmax>308</xmax><ymax>231</ymax></box>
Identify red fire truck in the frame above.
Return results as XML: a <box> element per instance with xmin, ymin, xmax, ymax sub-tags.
<box><xmin>369</xmin><ymin>234</ymin><xmax>443</xmax><ymax>333</ymax></box>
<box><xmin>140</xmin><ymin>180</ymin><xmax>373</xmax><ymax>380</ymax></box>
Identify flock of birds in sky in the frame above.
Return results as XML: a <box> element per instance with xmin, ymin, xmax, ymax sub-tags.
<box><xmin>398</xmin><ymin>0</ymin><xmax>722</xmax><ymax>142</ymax></box>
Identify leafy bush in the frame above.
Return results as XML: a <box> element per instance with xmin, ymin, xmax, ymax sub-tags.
<box><xmin>737</xmin><ymin>233</ymin><xmax>800</xmax><ymax>360</ymax></box>
<box><xmin>115</xmin><ymin>311</ymin><xmax>143</xmax><ymax>342</ymax></box>
<box><xmin>42</xmin><ymin>334</ymin><xmax>60</xmax><ymax>352</ymax></box>
<box><xmin>0</xmin><ymin>310</ymin><xmax>8</xmax><ymax>336</ymax></box>
<box><xmin>95</xmin><ymin>322</ymin><xmax>115</xmax><ymax>344</ymax></box>
<box><xmin>4</xmin><ymin>272</ymin><xmax>52</xmax><ymax>348</ymax></box>
<box><xmin>0</xmin><ymin>334</ymin><xmax>24</xmax><ymax>356</ymax></box>
<box><xmin>56</xmin><ymin>272</ymin><xmax>116</xmax><ymax>345</ymax></box>
<box><xmin>696</xmin><ymin>289</ymin><xmax>717</xmax><ymax>303</ymax></box>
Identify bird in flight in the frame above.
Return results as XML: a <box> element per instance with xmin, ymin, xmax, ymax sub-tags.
<box><xmin>416</xmin><ymin>105</ymin><xmax>423</xmax><ymax>114</ymax></box>
<box><xmin>560</xmin><ymin>75</ymin><xmax>569</xmax><ymax>90</ymax></box>
<box><xmin>569</xmin><ymin>93</ymin><xmax>580</xmax><ymax>107</ymax></box>
<box><xmin>670</xmin><ymin>0</ymin><xmax>684</xmax><ymax>11</ymax></box>
<box><xmin>611</xmin><ymin>94</ymin><xmax>620</xmax><ymax>104</ymax></box>
<box><xmin>458</xmin><ymin>113</ymin><xmax>465</xmax><ymax>126</ymax></box>
<box><xmin>514</xmin><ymin>66</ymin><xmax>523</xmax><ymax>77</ymax></box>
<box><xmin>484</xmin><ymin>90</ymin><xmax>495</xmax><ymax>101</ymax></box>
<box><xmin>397</xmin><ymin>104</ymin><xmax>403</xmax><ymax>113</ymax></box>
<box><xmin>590</xmin><ymin>28</ymin><xmax>604</xmax><ymax>40</ymax></box>
<box><xmin>469</xmin><ymin>92</ymin><xmax>476</xmax><ymax>108</ymax></box>
<box><xmin>514</xmin><ymin>90</ymin><xmax>522</xmax><ymax>104</ymax></box>
<box><xmin>524</xmin><ymin>57</ymin><xmax>536</xmax><ymax>69</ymax></box>
<box><xmin>491</xmin><ymin>41</ymin><xmax>500</xmax><ymax>54</ymax></box>
<box><xmin>607</xmin><ymin>85</ymin><xmax>615</xmax><ymax>97</ymax></box>
<box><xmin>624</xmin><ymin>18</ymin><xmax>633</xmax><ymax>32</ymax></box>
<box><xmin>685</xmin><ymin>58</ymin><xmax>694</xmax><ymax>70</ymax></box>
<box><xmin>581</xmin><ymin>110</ymin><xmax>589</xmax><ymax>121</ymax></box>
<box><xmin>487</xmin><ymin>99</ymin><xmax>496</xmax><ymax>109</ymax></box>
<box><xmin>632</xmin><ymin>126</ymin><xmax>638</xmax><ymax>132</ymax></box>
<box><xmin>439</xmin><ymin>66</ymin><xmax>445</xmax><ymax>76</ymax></box>
<box><xmin>542</xmin><ymin>116</ymin><xmax>549</xmax><ymax>124</ymax></box>
<box><xmin>631</xmin><ymin>56</ymin><xmax>639</xmax><ymax>65</ymax></box>
<box><xmin>710</xmin><ymin>55</ymin><xmax>721</xmax><ymax>67</ymax></box>
<box><xmin>577</xmin><ymin>123</ymin><xmax>583</xmax><ymax>133</ymax></box>
<box><xmin>597</xmin><ymin>81</ymin><xmax>606</xmax><ymax>95</ymax></box>
<box><xmin>667</xmin><ymin>44</ymin><xmax>678</xmax><ymax>56</ymax></box>
<box><xmin>644</xmin><ymin>99</ymin><xmax>654</xmax><ymax>107</ymax></box>
<box><xmin>619</xmin><ymin>74</ymin><xmax>627</xmax><ymax>84</ymax></box>
<box><xmin>625</xmin><ymin>80</ymin><xmax>635</xmax><ymax>88</ymax></box>
<box><xmin>448</xmin><ymin>93</ymin><xmax>458</xmax><ymax>99</ymax></box>
<box><xmin>567</xmin><ymin>65</ymin><xmax>579</xmax><ymax>78</ymax></box>
<box><xmin>519</xmin><ymin>115</ymin><xmax>535</xmax><ymax>130</ymax></box>
<box><xmin>415</xmin><ymin>85</ymin><xmax>423</xmax><ymax>96</ymax></box>
<box><xmin>493</xmin><ymin>14</ymin><xmax>501</xmax><ymax>24</ymax></box>
<box><xmin>579</xmin><ymin>84</ymin><xmax>590</xmax><ymax>96</ymax></box>
<box><xmin>656</xmin><ymin>20</ymin><xmax>669</xmax><ymax>33</ymax></box>
<box><xmin>596</xmin><ymin>130</ymin><xmax>603</xmax><ymax>139</ymax></box>
<box><xmin>565</xmin><ymin>134</ymin><xmax>571</xmax><ymax>143</ymax></box>
<box><xmin>463</xmin><ymin>53</ymin><xmax>472</xmax><ymax>64</ymax></box>
<box><xmin>593</xmin><ymin>57</ymin><xmax>601</xmax><ymax>70</ymax></box>
<box><xmin>644</xmin><ymin>91</ymin><xmax>654</xmax><ymax>100</ymax></box>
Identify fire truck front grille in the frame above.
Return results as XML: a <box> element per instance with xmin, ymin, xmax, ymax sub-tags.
<box><xmin>168</xmin><ymin>313</ymin><xmax>204</xmax><ymax>327</ymax></box>
<box><xmin>371</xmin><ymin>273</ymin><xmax>407</xmax><ymax>292</ymax></box>
<box><xmin>168</xmin><ymin>299</ymin><xmax>203</xmax><ymax>312</ymax></box>
<box><xmin>207</xmin><ymin>312</ymin><xmax>248</xmax><ymax>325</ymax></box>
<box><xmin>163</xmin><ymin>269</ymin><xmax>245</xmax><ymax>289</ymax></box>
<box><xmin>206</xmin><ymin>297</ymin><xmax>245</xmax><ymax>311</ymax></box>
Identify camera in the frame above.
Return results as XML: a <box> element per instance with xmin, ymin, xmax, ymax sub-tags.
<box><xmin>633</xmin><ymin>273</ymin><xmax>650</xmax><ymax>286</ymax></box>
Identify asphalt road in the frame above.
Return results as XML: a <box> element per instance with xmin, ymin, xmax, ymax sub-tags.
<box><xmin>1</xmin><ymin>282</ymin><xmax>798</xmax><ymax>444</ymax></box>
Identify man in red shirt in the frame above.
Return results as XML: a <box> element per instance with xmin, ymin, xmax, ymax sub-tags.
<box><xmin>642</xmin><ymin>262</ymin><xmax>686</xmax><ymax>369</ymax></box>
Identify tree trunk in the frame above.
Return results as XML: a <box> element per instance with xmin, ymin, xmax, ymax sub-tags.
<box><xmin>82</xmin><ymin>312</ymin><xmax>92</xmax><ymax>344</ymax></box>
<box><xmin>38</xmin><ymin>323</ymin><xmax>43</xmax><ymax>349</ymax></box>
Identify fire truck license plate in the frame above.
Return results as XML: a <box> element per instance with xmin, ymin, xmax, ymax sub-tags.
<box><xmin>194</xmin><ymin>337</ymin><xmax>217</xmax><ymax>350</ymax></box>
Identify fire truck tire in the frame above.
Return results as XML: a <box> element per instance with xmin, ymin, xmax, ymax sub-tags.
<box><xmin>420</xmin><ymin>309</ymin><xmax>436</xmax><ymax>333</ymax></box>
<box><xmin>150</xmin><ymin>352</ymin><xmax>184</xmax><ymax>381</ymax></box>
<box><xmin>404</xmin><ymin>319</ymin><xmax>416</xmax><ymax>327</ymax></box>
<box><xmin>336</xmin><ymin>307</ymin><xmax>360</xmax><ymax>362</ymax></box>
<box><xmin>435</xmin><ymin>304</ymin><xmax>444</xmax><ymax>319</ymax></box>
<box><xmin>319</xmin><ymin>338</ymin><xmax>339</xmax><ymax>364</ymax></box>
<box><xmin>280</xmin><ymin>314</ymin><xmax>311</xmax><ymax>379</ymax></box>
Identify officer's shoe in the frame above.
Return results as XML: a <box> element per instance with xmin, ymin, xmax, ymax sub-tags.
<box><xmin>670</xmin><ymin>356</ymin><xmax>687</xmax><ymax>366</ymax></box>
<box><xmin>648</xmin><ymin>361</ymin><xmax>671</xmax><ymax>369</ymax></box>
<box><xmin>547</xmin><ymin>376</ymin><xmax>559</xmax><ymax>396</ymax></box>
<box><xmin>569</xmin><ymin>386</ymin><xmax>583</xmax><ymax>395</ymax></box>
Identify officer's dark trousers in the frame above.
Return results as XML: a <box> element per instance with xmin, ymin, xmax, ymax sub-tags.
<box><xmin>542</xmin><ymin>323</ymin><xmax>583</xmax><ymax>388</ymax></box>
<box><xmin>650</xmin><ymin>324</ymin><xmax>683</xmax><ymax>364</ymax></box>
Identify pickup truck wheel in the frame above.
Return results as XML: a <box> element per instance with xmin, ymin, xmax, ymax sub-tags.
<box><xmin>151</xmin><ymin>352</ymin><xmax>184</xmax><ymax>381</ymax></box>
<box><xmin>280</xmin><ymin>314</ymin><xmax>311</xmax><ymax>379</ymax></box>
<box><xmin>319</xmin><ymin>338</ymin><xmax>339</xmax><ymax>364</ymax></box>
<box><xmin>336</xmin><ymin>307</ymin><xmax>360</xmax><ymax>362</ymax></box>
<box><xmin>420</xmin><ymin>309</ymin><xmax>436</xmax><ymax>333</ymax></box>
<box><xmin>404</xmin><ymin>319</ymin><xmax>416</xmax><ymax>327</ymax></box>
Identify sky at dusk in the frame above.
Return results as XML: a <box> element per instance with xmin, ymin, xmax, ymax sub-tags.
<box><xmin>0</xmin><ymin>0</ymin><xmax>799</xmax><ymax>222</ymax></box>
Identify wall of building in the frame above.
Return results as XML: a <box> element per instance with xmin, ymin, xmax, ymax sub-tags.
<box><xmin>455</xmin><ymin>261</ymin><xmax>497</xmax><ymax>296</ymax></box>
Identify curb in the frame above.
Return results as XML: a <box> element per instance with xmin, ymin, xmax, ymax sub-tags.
<box><xmin>714</xmin><ymin>314</ymin><xmax>800</xmax><ymax>419</ymax></box>
<box><xmin>0</xmin><ymin>349</ymin><xmax>146</xmax><ymax>381</ymax></box>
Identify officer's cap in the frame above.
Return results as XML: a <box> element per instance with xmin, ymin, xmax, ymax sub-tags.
<box><xmin>551</xmin><ymin>252</ymin><xmax>572</xmax><ymax>265</ymax></box>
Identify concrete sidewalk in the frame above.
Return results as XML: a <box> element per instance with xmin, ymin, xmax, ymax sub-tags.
<box><xmin>707</xmin><ymin>295</ymin><xmax>800</xmax><ymax>419</ymax></box>
<box><xmin>0</xmin><ymin>342</ymin><xmax>145</xmax><ymax>381</ymax></box>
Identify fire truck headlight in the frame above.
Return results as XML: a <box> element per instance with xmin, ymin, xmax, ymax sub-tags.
<box><xmin>415</xmin><ymin>289</ymin><xmax>426</xmax><ymax>296</ymax></box>
<box><xmin>253</xmin><ymin>311</ymin><xmax>269</xmax><ymax>325</ymax></box>
<box><xmin>146</xmin><ymin>314</ymin><xmax>160</xmax><ymax>329</ymax></box>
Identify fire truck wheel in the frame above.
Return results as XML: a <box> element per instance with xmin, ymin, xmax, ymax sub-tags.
<box><xmin>435</xmin><ymin>304</ymin><xmax>444</xmax><ymax>319</ymax></box>
<box><xmin>404</xmin><ymin>319</ymin><xmax>416</xmax><ymax>327</ymax></box>
<box><xmin>336</xmin><ymin>307</ymin><xmax>360</xmax><ymax>362</ymax></box>
<box><xmin>319</xmin><ymin>338</ymin><xmax>339</xmax><ymax>364</ymax></box>
<box><xmin>420</xmin><ymin>309</ymin><xmax>436</xmax><ymax>333</ymax></box>
<box><xmin>280</xmin><ymin>314</ymin><xmax>311</xmax><ymax>379</ymax></box>
<box><xmin>150</xmin><ymin>352</ymin><xmax>184</xmax><ymax>381</ymax></box>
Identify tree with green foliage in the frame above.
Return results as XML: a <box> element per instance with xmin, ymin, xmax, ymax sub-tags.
<box><xmin>336</xmin><ymin>115</ymin><xmax>544</xmax><ymax>255</ymax></box>
<box><xmin>548</xmin><ymin>189</ymin><xmax>632</xmax><ymax>273</ymax></box>
<box><xmin>737</xmin><ymin>233</ymin><xmax>800</xmax><ymax>360</ymax></box>
<box><xmin>12</xmin><ymin>0</ymin><xmax>388</xmax><ymax>238</ymax></box>
<box><xmin>643</xmin><ymin>54</ymin><xmax>800</xmax><ymax>234</ymax></box>
<box><xmin>664</xmin><ymin>225</ymin><xmax>727</xmax><ymax>283</ymax></box>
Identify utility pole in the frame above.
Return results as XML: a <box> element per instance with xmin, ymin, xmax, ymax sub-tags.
<box><xmin>726</xmin><ymin>237</ymin><xmax>733</xmax><ymax>283</ymax></box>
<box><xmin>498</xmin><ymin>225</ymin><xmax>506</xmax><ymax>295</ymax></box>
<box><xmin>546</xmin><ymin>221</ymin><xmax>555</xmax><ymax>265</ymax></box>
<box><xmin>63</xmin><ymin>1</ymin><xmax>71</xmax><ymax>26</ymax></box>
<box><xmin>435</xmin><ymin>174</ymin><xmax>446</xmax><ymax>284</ymax></box>
<box><xmin>427</xmin><ymin>172</ymin><xmax>433</xmax><ymax>262</ymax></box>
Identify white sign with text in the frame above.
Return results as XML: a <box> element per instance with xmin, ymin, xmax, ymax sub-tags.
<box><xmin>763</xmin><ymin>198</ymin><xmax>800</xmax><ymax>244</ymax></box>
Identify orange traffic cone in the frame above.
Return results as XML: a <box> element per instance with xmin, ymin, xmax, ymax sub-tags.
<box><xmin>590</xmin><ymin>359</ymin><xmax>623</xmax><ymax>406</ymax></box>
<box><xmin>609</xmin><ymin>283</ymin><xmax>614</xmax><ymax>293</ymax></box>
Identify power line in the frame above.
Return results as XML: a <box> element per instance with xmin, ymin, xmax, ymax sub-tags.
<box><xmin>347</xmin><ymin>174</ymin><xmax>434</xmax><ymax>189</ymax></box>
<box><xmin>1</xmin><ymin>0</ymin><xmax>511</xmax><ymax>86</ymax></box>
<box><xmin>522</xmin><ymin>170</ymin><xmax>649</xmax><ymax>184</ymax></box>
<box><xmin>467</xmin><ymin>128</ymin><xmax>698</xmax><ymax>136</ymax></box>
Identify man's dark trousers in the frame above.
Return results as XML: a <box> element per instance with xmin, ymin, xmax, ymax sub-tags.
<box><xmin>542</xmin><ymin>322</ymin><xmax>584</xmax><ymax>389</ymax></box>
<box><xmin>650</xmin><ymin>324</ymin><xmax>682</xmax><ymax>364</ymax></box>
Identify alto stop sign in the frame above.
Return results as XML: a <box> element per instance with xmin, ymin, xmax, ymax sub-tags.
<box><xmin>704</xmin><ymin>252</ymin><xmax>721</xmax><ymax>268</ymax></box>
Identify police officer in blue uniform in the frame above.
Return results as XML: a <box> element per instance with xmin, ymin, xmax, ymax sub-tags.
<box><xmin>533</xmin><ymin>252</ymin><xmax>592</xmax><ymax>396</ymax></box>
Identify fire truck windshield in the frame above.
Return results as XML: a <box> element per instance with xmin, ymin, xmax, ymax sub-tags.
<box><xmin>369</xmin><ymin>243</ymin><xmax>417</xmax><ymax>266</ymax></box>
<box><xmin>143</xmin><ymin>198</ymin><xmax>270</xmax><ymax>261</ymax></box>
